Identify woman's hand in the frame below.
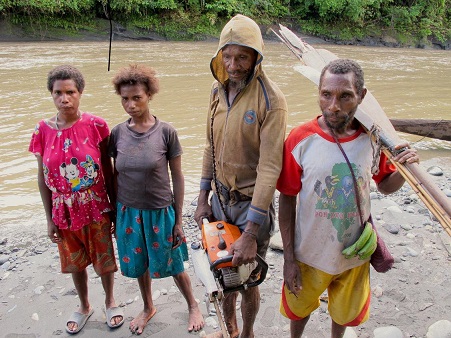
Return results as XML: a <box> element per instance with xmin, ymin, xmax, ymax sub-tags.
<box><xmin>47</xmin><ymin>222</ymin><xmax>61</xmax><ymax>243</ymax></box>
<box><xmin>172</xmin><ymin>223</ymin><xmax>185</xmax><ymax>249</ymax></box>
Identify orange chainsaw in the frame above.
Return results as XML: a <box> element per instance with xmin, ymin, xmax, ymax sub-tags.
<box><xmin>191</xmin><ymin>218</ymin><xmax>268</xmax><ymax>337</ymax></box>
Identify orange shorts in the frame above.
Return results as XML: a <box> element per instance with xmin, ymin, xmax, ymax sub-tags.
<box><xmin>280</xmin><ymin>261</ymin><xmax>371</xmax><ymax>326</ymax></box>
<box><xmin>57</xmin><ymin>214</ymin><xmax>118</xmax><ymax>275</ymax></box>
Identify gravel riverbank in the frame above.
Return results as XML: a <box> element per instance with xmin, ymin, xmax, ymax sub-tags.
<box><xmin>1</xmin><ymin>158</ymin><xmax>450</xmax><ymax>338</ymax></box>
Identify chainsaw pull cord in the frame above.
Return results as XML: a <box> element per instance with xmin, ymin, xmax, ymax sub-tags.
<box><xmin>210</xmin><ymin>94</ymin><xmax>232</xmax><ymax>224</ymax></box>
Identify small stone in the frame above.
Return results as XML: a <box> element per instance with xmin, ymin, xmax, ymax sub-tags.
<box><xmin>426</xmin><ymin>319</ymin><xmax>451</xmax><ymax>338</ymax></box>
<box><xmin>343</xmin><ymin>327</ymin><xmax>358</xmax><ymax>338</ymax></box>
<box><xmin>401</xmin><ymin>224</ymin><xmax>413</xmax><ymax>231</ymax></box>
<box><xmin>419</xmin><ymin>302</ymin><xmax>434</xmax><ymax>311</ymax></box>
<box><xmin>31</xmin><ymin>313</ymin><xmax>39</xmax><ymax>321</ymax></box>
<box><xmin>1</xmin><ymin>261</ymin><xmax>11</xmax><ymax>271</ymax></box>
<box><xmin>205</xmin><ymin>316</ymin><xmax>217</xmax><ymax>327</ymax></box>
<box><xmin>152</xmin><ymin>290</ymin><xmax>161</xmax><ymax>301</ymax></box>
<box><xmin>33</xmin><ymin>286</ymin><xmax>45</xmax><ymax>295</ymax></box>
<box><xmin>373</xmin><ymin>326</ymin><xmax>403</xmax><ymax>338</ymax></box>
<box><xmin>0</xmin><ymin>255</ymin><xmax>9</xmax><ymax>265</ymax></box>
<box><xmin>384</xmin><ymin>224</ymin><xmax>399</xmax><ymax>234</ymax></box>
<box><xmin>373</xmin><ymin>285</ymin><xmax>383</xmax><ymax>298</ymax></box>
<box><xmin>387</xmin><ymin>206</ymin><xmax>403</xmax><ymax>213</ymax></box>
<box><xmin>403</xmin><ymin>247</ymin><xmax>419</xmax><ymax>257</ymax></box>
<box><xmin>427</xmin><ymin>166</ymin><xmax>443</xmax><ymax>176</ymax></box>
<box><xmin>406</xmin><ymin>206</ymin><xmax>415</xmax><ymax>213</ymax></box>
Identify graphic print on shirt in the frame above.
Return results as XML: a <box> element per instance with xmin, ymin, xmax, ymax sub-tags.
<box><xmin>62</xmin><ymin>138</ymin><xmax>72</xmax><ymax>152</ymax></box>
<box><xmin>314</xmin><ymin>162</ymin><xmax>363</xmax><ymax>243</ymax></box>
<box><xmin>60</xmin><ymin>157</ymin><xmax>82</xmax><ymax>191</ymax></box>
<box><xmin>80</xmin><ymin>155</ymin><xmax>99</xmax><ymax>187</ymax></box>
<box><xmin>60</xmin><ymin>155</ymin><xmax>101</xmax><ymax>192</ymax></box>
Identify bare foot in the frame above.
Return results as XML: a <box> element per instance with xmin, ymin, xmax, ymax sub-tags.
<box><xmin>129</xmin><ymin>308</ymin><xmax>157</xmax><ymax>335</ymax></box>
<box><xmin>187</xmin><ymin>304</ymin><xmax>205</xmax><ymax>332</ymax></box>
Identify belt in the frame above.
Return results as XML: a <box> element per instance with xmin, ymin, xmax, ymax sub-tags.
<box><xmin>216</xmin><ymin>181</ymin><xmax>252</xmax><ymax>206</ymax></box>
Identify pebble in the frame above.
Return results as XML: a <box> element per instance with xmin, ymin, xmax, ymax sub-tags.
<box><xmin>403</xmin><ymin>247</ymin><xmax>419</xmax><ymax>257</ymax></box>
<box><xmin>33</xmin><ymin>286</ymin><xmax>45</xmax><ymax>295</ymax></box>
<box><xmin>343</xmin><ymin>327</ymin><xmax>357</xmax><ymax>338</ymax></box>
<box><xmin>384</xmin><ymin>224</ymin><xmax>399</xmax><ymax>234</ymax></box>
<box><xmin>1</xmin><ymin>261</ymin><xmax>11</xmax><ymax>271</ymax></box>
<box><xmin>387</xmin><ymin>205</ymin><xmax>403</xmax><ymax>213</ymax></box>
<box><xmin>0</xmin><ymin>255</ymin><xmax>9</xmax><ymax>265</ymax></box>
<box><xmin>31</xmin><ymin>313</ymin><xmax>39</xmax><ymax>321</ymax></box>
<box><xmin>419</xmin><ymin>302</ymin><xmax>434</xmax><ymax>311</ymax></box>
<box><xmin>205</xmin><ymin>316</ymin><xmax>218</xmax><ymax>327</ymax></box>
<box><xmin>427</xmin><ymin>166</ymin><xmax>443</xmax><ymax>176</ymax></box>
<box><xmin>401</xmin><ymin>224</ymin><xmax>413</xmax><ymax>231</ymax></box>
<box><xmin>372</xmin><ymin>285</ymin><xmax>383</xmax><ymax>298</ymax></box>
<box><xmin>406</xmin><ymin>206</ymin><xmax>415</xmax><ymax>213</ymax></box>
<box><xmin>370</xmin><ymin>192</ymin><xmax>379</xmax><ymax>200</ymax></box>
<box><xmin>426</xmin><ymin>320</ymin><xmax>451</xmax><ymax>338</ymax></box>
<box><xmin>373</xmin><ymin>326</ymin><xmax>403</xmax><ymax>338</ymax></box>
<box><xmin>152</xmin><ymin>290</ymin><xmax>161</xmax><ymax>301</ymax></box>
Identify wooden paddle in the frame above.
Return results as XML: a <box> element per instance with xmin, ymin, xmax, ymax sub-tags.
<box><xmin>273</xmin><ymin>24</ymin><xmax>451</xmax><ymax>235</ymax></box>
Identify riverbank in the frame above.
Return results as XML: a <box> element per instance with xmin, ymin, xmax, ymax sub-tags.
<box><xmin>1</xmin><ymin>157</ymin><xmax>450</xmax><ymax>338</ymax></box>
<box><xmin>0</xmin><ymin>17</ymin><xmax>449</xmax><ymax>50</ymax></box>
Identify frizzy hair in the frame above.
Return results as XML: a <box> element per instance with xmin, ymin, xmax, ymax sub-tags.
<box><xmin>319</xmin><ymin>59</ymin><xmax>365</xmax><ymax>94</ymax></box>
<box><xmin>112</xmin><ymin>64</ymin><xmax>159</xmax><ymax>99</ymax></box>
<box><xmin>47</xmin><ymin>65</ymin><xmax>85</xmax><ymax>93</ymax></box>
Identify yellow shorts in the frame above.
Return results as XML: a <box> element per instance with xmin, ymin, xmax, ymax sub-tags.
<box><xmin>280</xmin><ymin>261</ymin><xmax>371</xmax><ymax>326</ymax></box>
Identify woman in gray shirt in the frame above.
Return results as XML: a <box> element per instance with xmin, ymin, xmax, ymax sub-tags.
<box><xmin>109</xmin><ymin>64</ymin><xmax>204</xmax><ymax>335</ymax></box>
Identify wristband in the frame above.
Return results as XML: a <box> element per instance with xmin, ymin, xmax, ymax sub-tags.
<box><xmin>243</xmin><ymin>229</ymin><xmax>257</xmax><ymax>239</ymax></box>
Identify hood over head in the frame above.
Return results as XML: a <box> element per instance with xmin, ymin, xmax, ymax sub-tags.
<box><xmin>211</xmin><ymin>14</ymin><xmax>264</xmax><ymax>84</ymax></box>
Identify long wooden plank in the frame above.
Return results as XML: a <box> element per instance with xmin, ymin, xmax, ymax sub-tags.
<box><xmin>274</xmin><ymin>24</ymin><xmax>451</xmax><ymax>231</ymax></box>
<box><xmin>389</xmin><ymin>118</ymin><xmax>451</xmax><ymax>141</ymax></box>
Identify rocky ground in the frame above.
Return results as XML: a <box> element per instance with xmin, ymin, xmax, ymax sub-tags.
<box><xmin>0</xmin><ymin>157</ymin><xmax>450</xmax><ymax>338</ymax></box>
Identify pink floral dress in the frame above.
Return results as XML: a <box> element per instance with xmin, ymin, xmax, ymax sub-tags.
<box><xmin>29</xmin><ymin>112</ymin><xmax>112</xmax><ymax>231</ymax></box>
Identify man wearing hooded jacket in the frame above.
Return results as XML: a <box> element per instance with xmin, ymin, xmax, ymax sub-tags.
<box><xmin>194</xmin><ymin>14</ymin><xmax>287</xmax><ymax>338</ymax></box>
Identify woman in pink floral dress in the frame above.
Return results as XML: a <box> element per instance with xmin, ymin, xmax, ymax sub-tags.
<box><xmin>29</xmin><ymin>65</ymin><xmax>124</xmax><ymax>334</ymax></box>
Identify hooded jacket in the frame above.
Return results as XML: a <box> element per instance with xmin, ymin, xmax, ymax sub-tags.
<box><xmin>200</xmin><ymin>14</ymin><xmax>288</xmax><ymax>225</ymax></box>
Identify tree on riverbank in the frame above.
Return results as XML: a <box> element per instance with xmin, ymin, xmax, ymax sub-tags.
<box><xmin>0</xmin><ymin>0</ymin><xmax>449</xmax><ymax>48</ymax></box>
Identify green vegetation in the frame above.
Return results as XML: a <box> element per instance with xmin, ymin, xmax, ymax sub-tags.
<box><xmin>0</xmin><ymin>0</ymin><xmax>449</xmax><ymax>47</ymax></box>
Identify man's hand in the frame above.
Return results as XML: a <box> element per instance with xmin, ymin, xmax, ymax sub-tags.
<box><xmin>47</xmin><ymin>222</ymin><xmax>61</xmax><ymax>243</ymax></box>
<box><xmin>283</xmin><ymin>259</ymin><xmax>302</xmax><ymax>297</ymax></box>
<box><xmin>391</xmin><ymin>142</ymin><xmax>419</xmax><ymax>165</ymax></box>
<box><xmin>230</xmin><ymin>222</ymin><xmax>258</xmax><ymax>266</ymax></box>
<box><xmin>194</xmin><ymin>190</ymin><xmax>213</xmax><ymax>228</ymax></box>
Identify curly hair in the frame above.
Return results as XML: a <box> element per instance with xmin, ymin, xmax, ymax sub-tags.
<box><xmin>112</xmin><ymin>64</ymin><xmax>160</xmax><ymax>99</ymax></box>
<box><xmin>47</xmin><ymin>65</ymin><xmax>85</xmax><ymax>93</ymax></box>
<box><xmin>319</xmin><ymin>59</ymin><xmax>365</xmax><ymax>95</ymax></box>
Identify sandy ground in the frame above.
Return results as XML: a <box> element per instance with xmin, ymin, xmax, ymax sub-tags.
<box><xmin>0</xmin><ymin>157</ymin><xmax>450</xmax><ymax>338</ymax></box>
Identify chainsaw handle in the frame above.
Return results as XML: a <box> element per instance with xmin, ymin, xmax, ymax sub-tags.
<box><xmin>211</xmin><ymin>254</ymin><xmax>269</xmax><ymax>292</ymax></box>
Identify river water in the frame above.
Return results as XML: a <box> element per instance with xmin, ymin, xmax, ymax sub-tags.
<box><xmin>0</xmin><ymin>40</ymin><xmax>450</xmax><ymax>236</ymax></box>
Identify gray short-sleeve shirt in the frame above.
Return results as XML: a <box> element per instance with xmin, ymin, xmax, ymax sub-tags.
<box><xmin>109</xmin><ymin>117</ymin><xmax>183</xmax><ymax>210</ymax></box>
